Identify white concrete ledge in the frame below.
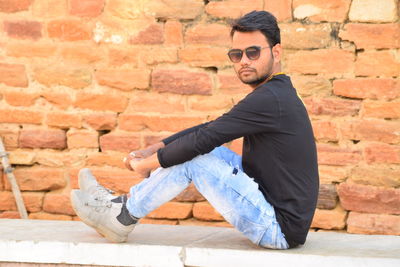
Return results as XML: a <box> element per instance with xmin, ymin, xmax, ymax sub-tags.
<box><xmin>0</xmin><ymin>219</ymin><xmax>399</xmax><ymax>267</ymax></box>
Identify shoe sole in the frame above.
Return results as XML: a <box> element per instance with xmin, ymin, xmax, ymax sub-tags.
<box><xmin>70</xmin><ymin>190</ymin><xmax>128</xmax><ymax>243</ymax></box>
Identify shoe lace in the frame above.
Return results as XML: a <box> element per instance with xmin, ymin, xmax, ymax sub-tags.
<box><xmin>85</xmin><ymin>186</ymin><xmax>115</xmax><ymax>212</ymax></box>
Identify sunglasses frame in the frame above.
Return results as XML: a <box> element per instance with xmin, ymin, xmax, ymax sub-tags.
<box><xmin>227</xmin><ymin>46</ymin><xmax>271</xmax><ymax>63</ymax></box>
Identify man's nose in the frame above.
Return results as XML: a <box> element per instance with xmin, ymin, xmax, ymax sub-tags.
<box><xmin>240</xmin><ymin>53</ymin><xmax>251</xmax><ymax>65</ymax></box>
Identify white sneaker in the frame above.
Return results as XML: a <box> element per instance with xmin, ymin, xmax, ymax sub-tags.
<box><xmin>71</xmin><ymin>189</ymin><xmax>137</xmax><ymax>243</ymax></box>
<box><xmin>78</xmin><ymin>168</ymin><xmax>114</xmax><ymax>200</ymax></box>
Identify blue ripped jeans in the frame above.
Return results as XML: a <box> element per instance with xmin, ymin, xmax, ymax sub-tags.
<box><xmin>126</xmin><ymin>146</ymin><xmax>289</xmax><ymax>249</ymax></box>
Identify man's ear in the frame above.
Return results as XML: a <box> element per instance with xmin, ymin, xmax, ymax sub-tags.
<box><xmin>272</xmin><ymin>43</ymin><xmax>282</xmax><ymax>63</ymax></box>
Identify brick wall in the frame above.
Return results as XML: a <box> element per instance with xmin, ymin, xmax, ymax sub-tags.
<box><xmin>0</xmin><ymin>0</ymin><xmax>399</xmax><ymax>235</ymax></box>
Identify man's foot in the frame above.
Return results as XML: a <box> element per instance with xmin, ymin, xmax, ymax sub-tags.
<box><xmin>71</xmin><ymin>190</ymin><xmax>137</xmax><ymax>243</ymax></box>
<box><xmin>78</xmin><ymin>168</ymin><xmax>114</xmax><ymax>199</ymax></box>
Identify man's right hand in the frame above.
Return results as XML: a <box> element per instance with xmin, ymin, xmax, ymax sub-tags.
<box><xmin>124</xmin><ymin>142</ymin><xmax>165</xmax><ymax>171</ymax></box>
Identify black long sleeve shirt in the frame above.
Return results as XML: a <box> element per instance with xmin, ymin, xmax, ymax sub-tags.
<box><xmin>158</xmin><ymin>74</ymin><xmax>319</xmax><ymax>246</ymax></box>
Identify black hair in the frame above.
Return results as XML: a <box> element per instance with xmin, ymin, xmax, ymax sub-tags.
<box><xmin>230</xmin><ymin>11</ymin><xmax>280</xmax><ymax>47</ymax></box>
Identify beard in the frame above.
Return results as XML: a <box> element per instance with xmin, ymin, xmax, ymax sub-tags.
<box><xmin>240</xmin><ymin>72</ymin><xmax>272</xmax><ymax>86</ymax></box>
<box><xmin>237</xmin><ymin>51</ymin><xmax>275</xmax><ymax>87</ymax></box>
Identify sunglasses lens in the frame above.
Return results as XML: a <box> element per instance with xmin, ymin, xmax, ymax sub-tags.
<box><xmin>228</xmin><ymin>50</ymin><xmax>243</xmax><ymax>63</ymax></box>
<box><xmin>246</xmin><ymin>46</ymin><xmax>261</xmax><ymax>60</ymax></box>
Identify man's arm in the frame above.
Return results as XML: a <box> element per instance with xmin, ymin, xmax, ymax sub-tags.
<box><xmin>124</xmin><ymin>122</ymin><xmax>210</xmax><ymax>173</ymax></box>
<box><xmin>158</xmin><ymin>90</ymin><xmax>280</xmax><ymax>168</ymax></box>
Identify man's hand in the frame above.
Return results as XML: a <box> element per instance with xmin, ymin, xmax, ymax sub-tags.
<box><xmin>124</xmin><ymin>142</ymin><xmax>165</xmax><ymax>175</ymax></box>
<box><xmin>125</xmin><ymin>153</ymin><xmax>161</xmax><ymax>177</ymax></box>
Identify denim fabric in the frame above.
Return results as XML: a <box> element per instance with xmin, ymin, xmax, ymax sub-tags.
<box><xmin>126</xmin><ymin>146</ymin><xmax>289</xmax><ymax>249</ymax></box>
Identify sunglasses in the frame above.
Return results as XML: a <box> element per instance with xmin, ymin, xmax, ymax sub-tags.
<box><xmin>227</xmin><ymin>46</ymin><xmax>270</xmax><ymax>63</ymax></box>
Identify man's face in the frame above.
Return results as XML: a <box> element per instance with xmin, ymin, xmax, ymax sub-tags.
<box><xmin>230</xmin><ymin>31</ymin><xmax>275</xmax><ymax>87</ymax></box>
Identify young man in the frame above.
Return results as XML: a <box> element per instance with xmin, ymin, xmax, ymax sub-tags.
<box><xmin>71</xmin><ymin>10</ymin><xmax>319</xmax><ymax>249</ymax></box>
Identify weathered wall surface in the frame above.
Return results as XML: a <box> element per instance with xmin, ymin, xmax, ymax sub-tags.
<box><xmin>0</xmin><ymin>0</ymin><xmax>399</xmax><ymax>235</ymax></box>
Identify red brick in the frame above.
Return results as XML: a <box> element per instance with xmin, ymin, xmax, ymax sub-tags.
<box><xmin>140</xmin><ymin>218</ymin><xmax>178</xmax><ymax>225</ymax></box>
<box><xmin>349</xmin><ymin>0</ymin><xmax>397</xmax><ymax>23</ymax></box>
<box><xmin>69</xmin><ymin>167</ymin><xmax>143</xmax><ymax>192</ymax></box>
<box><xmin>143</xmin><ymin>134</ymin><xmax>169</xmax><ymax>147</ymax></box>
<box><xmin>43</xmin><ymin>193</ymin><xmax>75</xmax><ymax>215</ymax></box>
<box><xmin>119</xmin><ymin>114</ymin><xmax>205</xmax><ymax>132</ymax></box>
<box><xmin>193</xmin><ymin>201</ymin><xmax>224</xmax><ymax>221</ymax></box>
<box><xmin>355</xmin><ymin>50</ymin><xmax>399</xmax><ymax>77</ymax></box>
<box><xmin>140</xmin><ymin>47</ymin><xmax>178</xmax><ymax>65</ymax></box>
<box><xmin>19</xmin><ymin>129</ymin><xmax>66</xmax><ymax>149</ymax></box>
<box><xmin>152</xmin><ymin>68</ymin><xmax>213</xmax><ymax>95</ymax></box>
<box><xmin>41</xmin><ymin>92</ymin><xmax>72</xmax><ymax>109</ymax></box>
<box><xmin>205</xmin><ymin>0</ymin><xmax>263</xmax><ymax>19</ymax></box>
<box><xmin>0</xmin><ymin>109</ymin><xmax>43</xmax><ymax>124</ymax></box>
<box><xmin>4</xmin><ymin>20</ymin><xmax>42</xmax><ymax>40</ymax></box>
<box><xmin>6</xmin><ymin>42</ymin><xmax>57</xmax><ymax>58</ymax></box>
<box><xmin>0</xmin><ymin>125</ymin><xmax>20</xmax><ymax>149</ymax></box>
<box><xmin>291</xmin><ymin>75</ymin><xmax>332</xmax><ymax>97</ymax></box>
<box><xmin>285</xmin><ymin>49</ymin><xmax>354</xmax><ymax>77</ymax></box>
<box><xmin>280</xmin><ymin>23</ymin><xmax>333</xmax><ymax>49</ymax></box>
<box><xmin>165</xmin><ymin>20</ymin><xmax>183</xmax><ymax>46</ymax></box>
<box><xmin>304</xmin><ymin>97</ymin><xmax>361</xmax><ymax>116</ymax></box>
<box><xmin>5</xmin><ymin>167</ymin><xmax>66</xmax><ymax>191</ymax></box>
<box><xmin>0</xmin><ymin>211</ymin><xmax>20</xmax><ymax>219</ymax></box>
<box><xmin>337</xmin><ymin>183</ymin><xmax>400</xmax><ymax>215</ymax></box>
<box><xmin>144</xmin><ymin>0</ymin><xmax>204</xmax><ymax>20</ymax></box>
<box><xmin>0</xmin><ymin>63</ymin><xmax>28</xmax><ymax>87</ymax></box>
<box><xmin>147</xmin><ymin>202</ymin><xmax>193</xmax><ymax>219</ymax></box>
<box><xmin>36</xmin><ymin>149</ymin><xmax>86</xmax><ymax>168</ymax></box>
<box><xmin>312</xmin><ymin>120</ymin><xmax>338</xmax><ymax>141</ymax></box>
<box><xmin>333</xmin><ymin>78</ymin><xmax>399</xmax><ymax>100</ymax></box>
<box><xmin>264</xmin><ymin>0</ymin><xmax>292</xmax><ymax>21</ymax></box>
<box><xmin>311</xmin><ymin>205</ymin><xmax>346</xmax><ymax>230</ymax></box>
<box><xmin>69</xmin><ymin>0</ymin><xmax>104</xmax><ymax>17</ymax></box>
<box><xmin>8</xmin><ymin>150</ymin><xmax>35</xmax><ymax>165</ymax></box>
<box><xmin>83</xmin><ymin>113</ymin><xmax>117</xmax><ymax>130</ymax></box>
<box><xmin>317</xmin><ymin>144</ymin><xmax>362</xmax><ymax>166</ymax></box>
<box><xmin>217</xmin><ymin>71</ymin><xmax>252</xmax><ymax>95</ymax></box>
<box><xmin>32</xmin><ymin>0</ymin><xmax>66</xmax><ymax>17</ymax></box>
<box><xmin>340</xmin><ymin>119</ymin><xmax>400</xmax><ymax>144</ymax></box>
<box><xmin>96</xmin><ymin>69</ymin><xmax>150</xmax><ymax>91</ymax></box>
<box><xmin>318</xmin><ymin>165</ymin><xmax>348</xmax><ymax>184</ymax></box>
<box><xmin>364</xmin><ymin>142</ymin><xmax>400</xmax><ymax>164</ymax></box>
<box><xmin>0</xmin><ymin>191</ymin><xmax>43</xmax><ymax>212</ymax></box>
<box><xmin>293</xmin><ymin>0</ymin><xmax>351</xmax><ymax>22</ymax></box>
<box><xmin>67</xmin><ymin>129</ymin><xmax>98</xmax><ymax>149</ymax></box>
<box><xmin>3</xmin><ymin>92</ymin><xmax>39</xmax><ymax>106</ymax></box>
<box><xmin>99</xmin><ymin>132</ymin><xmax>140</xmax><ymax>153</ymax></box>
<box><xmin>179</xmin><ymin>46</ymin><xmax>230</xmax><ymax>67</ymax></box>
<box><xmin>34</xmin><ymin>66</ymin><xmax>91</xmax><ymax>89</ymax></box>
<box><xmin>47</xmin><ymin>112</ymin><xmax>82</xmax><ymax>129</ymax></box>
<box><xmin>48</xmin><ymin>19</ymin><xmax>91</xmax><ymax>41</ymax></box>
<box><xmin>347</xmin><ymin>212</ymin><xmax>400</xmax><ymax>235</ymax></box>
<box><xmin>317</xmin><ymin>184</ymin><xmax>338</xmax><ymax>209</ymax></box>
<box><xmin>29</xmin><ymin>212</ymin><xmax>72</xmax><ymax>221</ymax></box>
<box><xmin>108</xmin><ymin>48</ymin><xmax>139</xmax><ymax>67</ymax></box>
<box><xmin>0</xmin><ymin>0</ymin><xmax>33</xmax><ymax>13</ymax></box>
<box><xmin>185</xmin><ymin>23</ymin><xmax>230</xmax><ymax>46</ymax></box>
<box><xmin>126</xmin><ymin>92</ymin><xmax>185</xmax><ymax>113</ymax></box>
<box><xmin>189</xmin><ymin>95</ymin><xmax>233</xmax><ymax>112</ymax></box>
<box><xmin>130</xmin><ymin>24</ymin><xmax>164</xmax><ymax>45</ymax></box>
<box><xmin>362</xmin><ymin>101</ymin><xmax>400</xmax><ymax>119</ymax></box>
<box><xmin>60</xmin><ymin>45</ymin><xmax>103</xmax><ymax>64</ymax></box>
<box><xmin>74</xmin><ymin>93</ymin><xmax>128</xmax><ymax>112</ymax></box>
<box><xmin>339</xmin><ymin>23</ymin><xmax>399</xmax><ymax>49</ymax></box>
<box><xmin>179</xmin><ymin>218</ymin><xmax>232</xmax><ymax>228</ymax></box>
<box><xmin>174</xmin><ymin>183</ymin><xmax>205</xmax><ymax>202</ymax></box>
<box><xmin>350</xmin><ymin>167</ymin><xmax>400</xmax><ymax>188</ymax></box>
<box><xmin>86</xmin><ymin>151</ymin><xmax>126</xmax><ymax>169</ymax></box>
